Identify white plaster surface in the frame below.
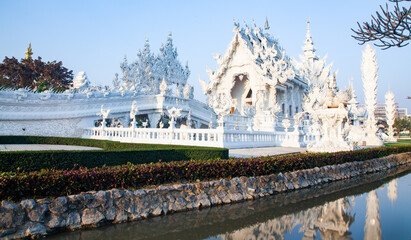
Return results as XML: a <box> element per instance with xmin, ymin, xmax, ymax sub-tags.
<box><xmin>0</xmin><ymin>144</ymin><xmax>102</xmax><ymax>151</ymax></box>
<box><xmin>229</xmin><ymin>146</ymin><xmax>306</xmax><ymax>158</ymax></box>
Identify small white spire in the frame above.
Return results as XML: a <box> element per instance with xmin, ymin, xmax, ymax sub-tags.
<box><xmin>302</xmin><ymin>17</ymin><xmax>316</xmax><ymax>60</ymax></box>
<box><xmin>264</xmin><ymin>17</ymin><xmax>270</xmax><ymax>31</ymax></box>
<box><xmin>306</xmin><ymin>17</ymin><xmax>312</xmax><ymax>40</ymax></box>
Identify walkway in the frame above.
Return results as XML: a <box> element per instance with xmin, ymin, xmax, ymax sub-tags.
<box><xmin>229</xmin><ymin>146</ymin><xmax>307</xmax><ymax>158</ymax></box>
<box><xmin>0</xmin><ymin>144</ymin><xmax>102</xmax><ymax>151</ymax></box>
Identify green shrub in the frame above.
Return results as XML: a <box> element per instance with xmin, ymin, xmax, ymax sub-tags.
<box><xmin>1</xmin><ymin>145</ymin><xmax>410</xmax><ymax>201</ymax></box>
<box><xmin>0</xmin><ymin>136</ymin><xmax>228</xmax><ymax>171</ymax></box>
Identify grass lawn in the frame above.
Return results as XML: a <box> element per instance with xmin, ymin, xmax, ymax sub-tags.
<box><xmin>0</xmin><ymin>136</ymin><xmax>228</xmax><ymax>172</ymax></box>
<box><xmin>0</xmin><ymin>135</ymin><xmax>219</xmax><ymax>151</ymax></box>
<box><xmin>385</xmin><ymin>139</ymin><xmax>411</xmax><ymax>147</ymax></box>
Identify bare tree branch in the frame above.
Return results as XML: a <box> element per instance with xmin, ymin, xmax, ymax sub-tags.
<box><xmin>352</xmin><ymin>0</ymin><xmax>411</xmax><ymax>49</ymax></box>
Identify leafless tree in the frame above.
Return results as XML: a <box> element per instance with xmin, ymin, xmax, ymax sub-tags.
<box><xmin>352</xmin><ymin>0</ymin><xmax>411</xmax><ymax>49</ymax></box>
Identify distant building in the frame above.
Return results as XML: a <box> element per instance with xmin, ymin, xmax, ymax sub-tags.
<box><xmin>374</xmin><ymin>103</ymin><xmax>407</xmax><ymax>121</ymax></box>
<box><xmin>398</xmin><ymin>108</ymin><xmax>408</xmax><ymax>119</ymax></box>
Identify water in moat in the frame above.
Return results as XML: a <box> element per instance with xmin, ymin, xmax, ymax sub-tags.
<box><xmin>48</xmin><ymin>166</ymin><xmax>411</xmax><ymax>240</ymax></box>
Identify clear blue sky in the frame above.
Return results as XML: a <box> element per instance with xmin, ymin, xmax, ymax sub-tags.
<box><xmin>1</xmin><ymin>0</ymin><xmax>410</xmax><ymax>112</ymax></box>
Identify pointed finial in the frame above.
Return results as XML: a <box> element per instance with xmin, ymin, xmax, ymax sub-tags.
<box><xmin>25</xmin><ymin>43</ymin><xmax>33</xmax><ymax>60</ymax></box>
<box><xmin>264</xmin><ymin>17</ymin><xmax>270</xmax><ymax>31</ymax></box>
<box><xmin>233</xmin><ymin>18</ymin><xmax>240</xmax><ymax>30</ymax></box>
<box><xmin>306</xmin><ymin>17</ymin><xmax>311</xmax><ymax>38</ymax></box>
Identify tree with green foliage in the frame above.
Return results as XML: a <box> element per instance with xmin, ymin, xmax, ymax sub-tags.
<box><xmin>393</xmin><ymin>116</ymin><xmax>411</xmax><ymax>135</ymax></box>
<box><xmin>0</xmin><ymin>44</ymin><xmax>73</xmax><ymax>92</ymax></box>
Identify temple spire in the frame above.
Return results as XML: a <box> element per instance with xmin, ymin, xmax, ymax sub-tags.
<box><xmin>264</xmin><ymin>17</ymin><xmax>270</xmax><ymax>31</ymax></box>
<box><xmin>25</xmin><ymin>43</ymin><xmax>33</xmax><ymax>60</ymax></box>
<box><xmin>302</xmin><ymin>17</ymin><xmax>316</xmax><ymax>61</ymax></box>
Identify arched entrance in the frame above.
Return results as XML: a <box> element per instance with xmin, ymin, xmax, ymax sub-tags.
<box><xmin>231</xmin><ymin>74</ymin><xmax>251</xmax><ymax>114</ymax></box>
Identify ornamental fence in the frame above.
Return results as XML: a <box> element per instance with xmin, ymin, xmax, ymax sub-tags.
<box><xmin>82</xmin><ymin>126</ymin><xmax>309</xmax><ymax>149</ymax></box>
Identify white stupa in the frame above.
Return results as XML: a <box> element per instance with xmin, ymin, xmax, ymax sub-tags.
<box><xmin>72</xmin><ymin>71</ymin><xmax>90</xmax><ymax>90</ymax></box>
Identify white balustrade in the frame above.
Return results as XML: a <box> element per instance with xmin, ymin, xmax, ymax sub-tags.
<box><xmin>82</xmin><ymin>126</ymin><xmax>306</xmax><ymax>149</ymax></box>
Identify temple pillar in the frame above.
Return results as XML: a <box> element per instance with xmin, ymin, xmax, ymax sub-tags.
<box><xmin>148</xmin><ymin>113</ymin><xmax>162</xmax><ymax>128</ymax></box>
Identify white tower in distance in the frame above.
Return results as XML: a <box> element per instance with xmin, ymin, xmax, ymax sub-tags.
<box><xmin>385</xmin><ymin>90</ymin><xmax>397</xmax><ymax>142</ymax></box>
<box><xmin>361</xmin><ymin>44</ymin><xmax>383</xmax><ymax>146</ymax></box>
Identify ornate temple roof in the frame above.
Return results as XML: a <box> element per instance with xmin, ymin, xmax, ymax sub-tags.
<box><xmin>202</xmin><ymin>21</ymin><xmax>303</xmax><ymax>94</ymax></box>
<box><xmin>116</xmin><ymin>33</ymin><xmax>190</xmax><ymax>94</ymax></box>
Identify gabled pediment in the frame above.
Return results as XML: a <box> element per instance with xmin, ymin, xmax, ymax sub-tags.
<box><xmin>203</xmin><ymin>23</ymin><xmax>298</xmax><ymax>94</ymax></box>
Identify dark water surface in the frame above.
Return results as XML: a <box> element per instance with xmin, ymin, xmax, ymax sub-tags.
<box><xmin>48</xmin><ymin>165</ymin><xmax>411</xmax><ymax>240</ymax></box>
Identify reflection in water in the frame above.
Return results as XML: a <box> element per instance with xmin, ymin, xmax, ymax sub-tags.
<box><xmin>364</xmin><ymin>190</ymin><xmax>381</xmax><ymax>240</ymax></box>
<box><xmin>47</xmin><ymin>167</ymin><xmax>411</xmax><ymax>240</ymax></box>
<box><xmin>219</xmin><ymin>198</ymin><xmax>355</xmax><ymax>240</ymax></box>
<box><xmin>387</xmin><ymin>179</ymin><xmax>398</xmax><ymax>204</ymax></box>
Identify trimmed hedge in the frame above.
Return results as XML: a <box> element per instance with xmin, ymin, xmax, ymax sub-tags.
<box><xmin>0</xmin><ymin>135</ymin><xmax>223</xmax><ymax>151</ymax></box>
<box><xmin>1</xmin><ymin>145</ymin><xmax>410</xmax><ymax>201</ymax></box>
<box><xmin>0</xmin><ymin>136</ymin><xmax>228</xmax><ymax>171</ymax></box>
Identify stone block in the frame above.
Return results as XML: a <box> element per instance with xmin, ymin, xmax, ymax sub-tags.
<box><xmin>49</xmin><ymin>197</ymin><xmax>68</xmax><ymax>214</ymax></box>
<box><xmin>28</xmin><ymin>204</ymin><xmax>48</xmax><ymax>223</ymax></box>
<box><xmin>20</xmin><ymin>199</ymin><xmax>36</xmax><ymax>210</ymax></box>
<box><xmin>22</xmin><ymin>222</ymin><xmax>47</xmax><ymax>237</ymax></box>
<box><xmin>81</xmin><ymin>208</ymin><xmax>105</xmax><ymax>225</ymax></box>
<box><xmin>47</xmin><ymin>214</ymin><xmax>66</xmax><ymax>229</ymax></box>
<box><xmin>67</xmin><ymin>211</ymin><xmax>81</xmax><ymax>229</ymax></box>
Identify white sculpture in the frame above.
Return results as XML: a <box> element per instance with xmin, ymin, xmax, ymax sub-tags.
<box><xmin>129</xmin><ymin>100</ymin><xmax>139</xmax><ymax>129</ymax></box>
<box><xmin>166</xmin><ymin>106</ymin><xmax>182</xmax><ymax>129</ymax></box>
<box><xmin>63</xmin><ymin>89</ymin><xmax>74</xmax><ymax>100</ymax></box>
<box><xmin>159</xmin><ymin>78</ymin><xmax>168</xmax><ymax>95</ymax></box>
<box><xmin>186</xmin><ymin>111</ymin><xmax>192</xmax><ymax>129</ymax></box>
<box><xmin>282</xmin><ymin>119</ymin><xmax>291</xmax><ymax>132</ymax></box>
<box><xmin>307</xmin><ymin>105</ymin><xmax>353</xmax><ymax>152</ymax></box>
<box><xmin>297</xmin><ymin>20</ymin><xmax>354</xmax><ymax>152</ymax></box>
<box><xmin>14</xmin><ymin>88</ymin><xmax>28</xmax><ymax>100</ymax></box>
<box><xmin>385</xmin><ymin>90</ymin><xmax>397</xmax><ymax>142</ymax></box>
<box><xmin>112</xmin><ymin>73</ymin><xmax>120</xmax><ymax>91</ymax></box>
<box><xmin>39</xmin><ymin>90</ymin><xmax>52</xmax><ymax>100</ymax></box>
<box><xmin>97</xmin><ymin>105</ymin><xmax>110</xmax><ymax>129</ymax></box>
<box><xmin>213</xmin><ymin>93</ymin><xmax>232</xmax><ymax>129</ymax></box>
<box><xmin>208</xmin><ymin>115</ymin><xmax>214</xmax><ymax>129</ymax></box>
<box><xmin>183</xmin><ymin>84</ymin><xmax>194</xmax><ymax>99</ymax></box>
<box><xmin>361</xmin><ymin>44</ymin><xmax>383</xmax><ymax>146</ymax></box>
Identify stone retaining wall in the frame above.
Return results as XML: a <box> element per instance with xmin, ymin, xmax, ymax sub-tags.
<box><xmin>1</xmin><ymin>152</ymin><xmax>410</xmax><ymax>239</ymax></box>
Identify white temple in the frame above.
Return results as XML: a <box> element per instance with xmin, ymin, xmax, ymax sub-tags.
<box><xmin>200</xmin><ymin>20</ymin><xmax>306</xmax><ymax>132</ymax></box>
<box><xmin>0</xmin><ymin>20</ymin><xmax>390</xmax><ymax>151</ymax></box>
